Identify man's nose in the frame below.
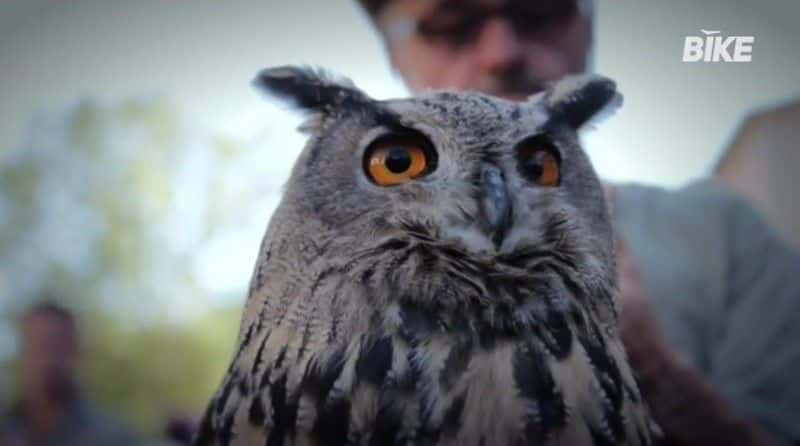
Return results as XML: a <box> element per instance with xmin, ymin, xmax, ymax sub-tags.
<box><xmin>474</xmin><ymin>17</ymin><xmax>524</xmax><ymax>74</ymax></box>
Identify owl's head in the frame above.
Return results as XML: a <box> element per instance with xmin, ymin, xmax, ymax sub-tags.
<box><xmin>257</xmin><ymin>66</ymin><xmax>620</xmax><ymax>278</ymax></box>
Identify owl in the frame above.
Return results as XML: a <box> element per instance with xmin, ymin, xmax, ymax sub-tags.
<box><xmin>194</xmin><ymin>66</ymin><xmax>654</xmax><ymax>446</ymax></box>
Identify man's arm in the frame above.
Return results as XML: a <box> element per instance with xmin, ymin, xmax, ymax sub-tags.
<box><xmin>617</xmin><ymin>243</ymin><xmax>787</xmax><ymax>446</ymax></box>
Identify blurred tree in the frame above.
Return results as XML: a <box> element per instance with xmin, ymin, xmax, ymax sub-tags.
<box><xmin>0</xmin><ymin>96</ymin><xmax>278</xmax><ymax>434</ymax></box>
<box><xmin>3</xmin><ymin>97</ymin><xmax>197</xmax><ymax>314</ymax></box>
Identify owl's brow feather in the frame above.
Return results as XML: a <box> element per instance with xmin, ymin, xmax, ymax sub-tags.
<box><xmin>360</xmin><ymin>101</ymin><xmax>409</xmax><ymax>132</ymax></box>
<box><xmin>303</xmin><ymin>100</ymin><xmax>406</xmax><ymax>173</ymax></box>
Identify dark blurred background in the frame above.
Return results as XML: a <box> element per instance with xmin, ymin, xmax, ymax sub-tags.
<box><xmin>1</xmin><ymin>0</ymin><xmax>798</xmax><ymax>442</ymax></box>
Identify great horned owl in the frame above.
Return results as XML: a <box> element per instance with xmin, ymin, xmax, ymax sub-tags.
<box><xmin>195</xmin><ymin>66</ymin><xmax>654</xmax><ymax>446</ymax></box>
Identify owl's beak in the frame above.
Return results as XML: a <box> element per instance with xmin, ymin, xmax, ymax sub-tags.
<box><xmin>480</xmin><ymin>163</ymin><xmax>512</xmax><ymax>248</ymax></box>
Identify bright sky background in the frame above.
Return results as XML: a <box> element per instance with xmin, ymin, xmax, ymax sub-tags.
<box><xmin>2</xmin><ymin>0</ymin><xmax>799</xmax><ymax>303</ymax></box>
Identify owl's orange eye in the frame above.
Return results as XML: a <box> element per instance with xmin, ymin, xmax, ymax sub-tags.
<box><xmin>364</xmin><ymin>134</ymin><xmax>434</xmax><ymax>187</ymax></box>
<box><xmin>516</xmin><ymin>136</ymin><xmax>561</xmax><ymax>187</ymax></box>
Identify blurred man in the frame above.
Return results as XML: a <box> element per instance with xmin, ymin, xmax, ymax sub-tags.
<box><xmin>356</xmin><ymin>0</ymin><xmax>800</xmax><ymax>444</ymax></box>
<box><xmin>0</xmin><ymin>302</ymin><xmax>138</xmax><ymax>446</ymax></box>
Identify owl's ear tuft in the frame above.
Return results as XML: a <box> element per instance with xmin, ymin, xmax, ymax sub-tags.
<box><xmin>544</xmin><ymin>74</ymin><xmax>622</xmax><ymax>130</ymax></box>
<box><xmin>253</xmin><ymin>65</ymin><xmax>369</xmax><ymax>112</ymax></box>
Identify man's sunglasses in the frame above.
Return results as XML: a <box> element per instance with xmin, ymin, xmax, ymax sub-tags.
<box><xmin>385</xmin><ymin>0</ymin><xmax>587</xmax><ymax>48</ymax></box>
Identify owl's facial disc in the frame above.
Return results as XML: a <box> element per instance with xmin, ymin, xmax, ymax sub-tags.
<box><xmin>251</xmin><ymin>66</ymin><xmax>621</xmax><ymax>273</ymax></box>
<box><xmin>479</xmin><ymin>163</ymin><xmax>512</xmax><ymax>248</ymax></box>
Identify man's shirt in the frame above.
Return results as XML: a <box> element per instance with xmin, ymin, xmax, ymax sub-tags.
<box><xmin>615</xmin><ymin>179</ymin><xmax>800</xmax><ymax>442</ymax></box>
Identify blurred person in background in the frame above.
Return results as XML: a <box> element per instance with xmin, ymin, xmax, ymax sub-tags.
<box><xmin>0</xmin><ymin>302</ymin><xmax>138</xmax><ymax>446</ymax></box>
<box><xmin>356</xmin><ymin>0</ymin><xmax>800</xmax><ymax>444</ymax></box>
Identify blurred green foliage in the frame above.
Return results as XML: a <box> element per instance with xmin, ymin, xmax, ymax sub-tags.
<box><xmin>0</xmin><ymin>96</ymin><xmax>266</xmax><ymax>435</ymax></box>
<box><xmin>81</xmin><ymin>309</ymin><xmax>240</xmax><ymax>433</ymax></box>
